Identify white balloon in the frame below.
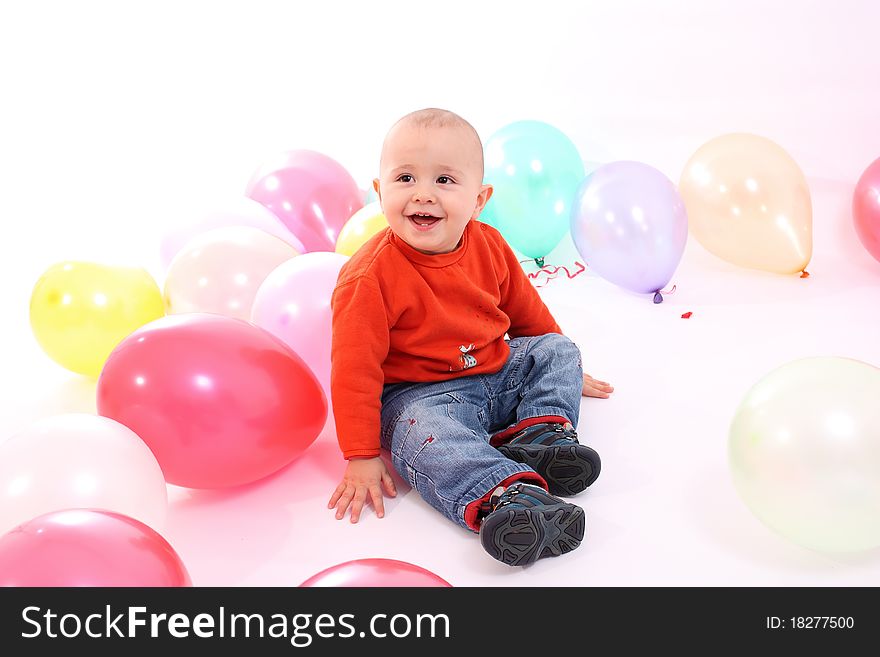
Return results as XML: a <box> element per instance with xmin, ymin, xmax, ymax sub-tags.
<box><xmin>0</xmin><ymin>414</ymin><xmax>168</xmax><ymax>535</ymax></box>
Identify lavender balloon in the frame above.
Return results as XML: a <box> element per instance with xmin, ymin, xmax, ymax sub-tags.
<box><xmin>570</xmin><ymin>161</ymin><xmax>688</xmax><ymax>302</ymax></box>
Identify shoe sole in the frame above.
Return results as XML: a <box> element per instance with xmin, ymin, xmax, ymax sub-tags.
<box><xmin>497</xmin><ymin>443</ymin><xmax>600</xmax><ymax>496</ymax></box>
<box><xmin>480</xmin><ymin>502</ymin><xmax>585</xmax><ymax>566</ymax></box>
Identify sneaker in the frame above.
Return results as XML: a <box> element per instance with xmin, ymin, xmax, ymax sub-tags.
<box><xmin>496</xmin><ymin>422</ymin><xmax>600</xmax><ymax>496</ymax></box>
<box><xmin>479</xmin><ymin>482</ymin><xmax>585</xmax><ymax>566</ymax></box>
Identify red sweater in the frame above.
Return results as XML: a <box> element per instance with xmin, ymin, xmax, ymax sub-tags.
<box><xmin>330</xmin><ymin>220</ymin><xmax>562</xmax><ymax>459</ymax></box>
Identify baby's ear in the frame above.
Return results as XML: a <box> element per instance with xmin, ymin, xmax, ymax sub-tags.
<box><xmin>372</xmin><ymin>178</ymin><xmax>381</xmax><ymax>197</ymax></box>
<box><xmin>471</xmin><ymin>183</ymin><xmax>494</xmax><ymax>219</ymax></box>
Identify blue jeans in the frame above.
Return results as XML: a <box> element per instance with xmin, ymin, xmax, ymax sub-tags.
<box><xmin>380</xmin><ymin>333</ymin><xmax>583</xmax><ymax>531</ymax></box>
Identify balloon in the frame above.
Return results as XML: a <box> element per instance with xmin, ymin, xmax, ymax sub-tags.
<box><xmin>30</xmin><ymin>261</ymin><xmax>165</xmax><ymax>378</ymax></box>
<box><xmin>0</xmin><ymin>509</ymin><xmax>190</xmax><ymax>586</ymax></box>
<box><xmin>570</xmin><ymin>161</ymin><xmax>688</xmax><ymax>300</ymax></box>
<box><xmin>299</xmin><ymin>558</ymin><xmax>452</xmax><ymax>587</ymax></box>
<box><xmin>159</xmin><ymin>197</ymin><xmax>305</xmax><ymax>270</ymax></box>
<box><xmin>335</xmin><ymin>202</ymin><xmax>388</xmax><ymax>256</ymax></box>
<box><xmin>246</xmin><ymin>149</ymin><xmax>363</xmax><ymax>253</ymax></box>
<box><xmin>97</xmin><ymin>313</ymin><xmax>327</xmax><ymax>489</ymax></box>
<box><xmin>729</xmin><ymin>357</ymin><xmax>880</xmax><ymax>552</ymax></box>
<box><xmin>251</xmin><ymin>252</ymin><xmax>349</xmax><ymax>400</ymax></box>
<box><xmin>0</xmin><ymin>414</ymin><xmax>167</xmax><ymax>535</ymax></box>
<box><xmin>164</xmin><ymin>226</ymin><xmax>300</xmax><ymax>321</ymax></box>
<box><xmin>852</xmin><ymin>157</ymin><xmax>880</xmax><ymax>264</ymax></box>
<box><xmin>363</xmin><ymin>185</ymin><xmax>378</xmax><ymax>205</ymax></box>
<box><xmin>483</xmin><ymin>120</ymin><xmax>584</xmax><ymax>259</ymax></box>
<box><xmin>679</xmin><ymin>133</ymin><xmax>812</xmax><ymax>274</ymax></box>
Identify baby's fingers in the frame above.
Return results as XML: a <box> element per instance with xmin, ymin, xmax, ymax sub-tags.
<box><xmin>328</xmin><ymin>481</ymin><xmax>347</xmax><ymax>509</ymax></box>
<box><xmin>349</xmin><ymin>488</ymin><xmax>368</xmax><ymax>524</ymax></box>
<box><xmin>334</xmin><ymin>485</ymin><xmax>355</xmax><ymax>520</ymax></box>
<box><xmin>382</xmin><ymin>471</ymin><xmax>397</xmax><ymax>497</ymax></box>
<box><xmin>369</xmin><ymin>484</ymin><xmax>387</xmax><ymax>519</ymax></box>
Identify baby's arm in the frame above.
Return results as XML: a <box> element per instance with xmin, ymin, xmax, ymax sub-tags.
<box><xmin>328</xmin><ymin>457</ymin><xmax>397</xmax><ymax>523</ymax></box>
<box><xmin>328</xmin><ymin>274</ymin><xmax>394</xmax><ymax>521</ymax></box>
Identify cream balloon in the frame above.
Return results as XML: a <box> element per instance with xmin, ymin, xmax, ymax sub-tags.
<box><xmin>159</xmin><ymin>197</ymin><xmax>305</xmax><ymax>270</ymax></box>
<box><xmin>679</xmin><ymin>133</ymin><xmax>812</xmax><ymax>274</ymax></box>
<box><xmin>164</xmin><ymin>226</ymin><xmax>300</xmax><ymax>320</ymax></box>
<box><xmin>729</xmin><ymin>358</ymin><xmax>880</xmax><ymax>552</ymax></box>
<box><xmin>0</xmin><ymin>414</ymin><xmax>168</xmax><ymax>535</ymax></box>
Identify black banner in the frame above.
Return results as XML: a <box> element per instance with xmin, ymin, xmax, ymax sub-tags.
<box><xmin>0</xmin><ymin>586</ymin><xmax>875</xmax><ymax>654</ymax></box>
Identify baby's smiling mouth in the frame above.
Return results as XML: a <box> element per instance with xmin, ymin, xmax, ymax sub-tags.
<box><xmin>408</xmin><ymin>212</ymin><xmax>443</xmax><ymax>226</ymax></box>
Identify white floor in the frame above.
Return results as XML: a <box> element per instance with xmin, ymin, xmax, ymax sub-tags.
<box><xmin>3</xmin><ymin>175</ymin><xmax>879</xmax><ymax>586</ymax></box>
<box><xmin>2</xmin><ymin>1</ymin><xmax>879</xmax><ymax>587</ymax></box>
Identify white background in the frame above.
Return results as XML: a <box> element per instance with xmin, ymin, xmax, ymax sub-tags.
<box><xmin>1</xmin><ymin>1</ymin><xmax>879</xmax><ymax>586</ymax></box>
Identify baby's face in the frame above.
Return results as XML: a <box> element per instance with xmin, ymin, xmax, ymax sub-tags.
<box><xmin>375</xmin><ymin>122</ymin><xmax>492</xmax><ymax>255</ymax></box>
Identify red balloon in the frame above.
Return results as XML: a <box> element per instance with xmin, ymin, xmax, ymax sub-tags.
<box><xmin>97</xmin><ymin>313</ymin><xmax>327</xmax><ymax>488</ymax></box>
<box><xmin>299</xmin><ymin>559</ymin><xmax>452</xmax><ymax>587</ymax></box>
<box><xmin>853</xmin><ymin>157</ymin><xmax>880</xmax><ymax>264</ymax></box>
<box><xmin>0</xmin><ymin>509</ymin><xmax>191</xmax><ymax>587</ymax></box>
<box><xmin>245</xmin><ymin>149</ymin><xmax>363</xmax><ymax>253</ymax></box>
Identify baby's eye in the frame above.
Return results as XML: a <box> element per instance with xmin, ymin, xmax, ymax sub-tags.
<box><xmin>397</xmin><ymin>174</ymin><xmax>414</xmax><ymax>183</ymax></box>
<box><xmin>437</xmin><ymin>175</ymin><xmax>454</xmax><ymax>184</ymax></box>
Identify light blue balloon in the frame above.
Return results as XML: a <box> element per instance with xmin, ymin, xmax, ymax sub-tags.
<box><xmin>483</xmin><ymin>121</ymin><xmax>584</xmax><ymax>259</ymax></box>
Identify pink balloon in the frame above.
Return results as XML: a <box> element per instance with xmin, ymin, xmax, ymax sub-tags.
<box><xmin>0</xmin><ymin>509</ymin><xmax>191</xmax><ymax>587</ymax></box>
<box><xmin>251</xmin><ymin>251</ymin><xmax>349</xmax><ymax>400</ymax></box>
<box><xmin>96</xmin><ymin>313</ymin><xmax>327</xmax><ymax>489</ymax></box>
<box><xmin>159</xmin><ymin>197</ymin><xmax>306</xmax><ymax>270</ymax></box>
<box><xmin>853</xmin><ymin>157</ymin><xmax>880</xmax><ymax>264</ymax></box>
<box><xmin>299</xmin><ymin>558</ymin><xmax>452</xmax><ymax>587</ymax></box>
<box><xmin>245</xmin><ymin>149</ymin><xmax>363</xmax><ymax>253</ymax></box>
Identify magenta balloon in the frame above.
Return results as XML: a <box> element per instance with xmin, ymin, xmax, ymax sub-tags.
<box><xmin>0</xmin><ymin>509</ymin><xmax>191</xmax><ymax>587</ymax></box>
<box><xmin>299</xmin><ymin>558</ymin><xmax>452</xmax><ymax>587</ymax></box>
<box><xmin>853</xmin><ymin>157</ymin><xmax>880</xmax><ymax>264</ymax></box>
<box><xmin>570</xmin><ymin>161</ymin><xmax>688</xmax><ymax>295</ymax></box>
<box><xmin>96</xmin><ymin>313</ymin><xmax>327</xmax><ymax>489</ymax></box>
<box><xmin>246</xmin><ymin>149</ymin><xmax>363</xmax><ymax>253</ymax></box>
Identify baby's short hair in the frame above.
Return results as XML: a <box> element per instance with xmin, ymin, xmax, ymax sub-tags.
<box><xmin>387</xmin><ymin>108</ymin><xmax>484</xmax><ymax>176</ymax></box>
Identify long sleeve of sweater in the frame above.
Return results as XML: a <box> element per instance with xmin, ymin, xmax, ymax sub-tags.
<box><xmin>497</xmin><ymin>238</ymin><xmax>563</xmax><ymax>338</ymax></box>
<box><xmin>330</xmin><ymin>275</ymin><xmax>390</xmax><ymax>459</ymax></box>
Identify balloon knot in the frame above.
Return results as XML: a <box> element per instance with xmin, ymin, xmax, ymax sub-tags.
<box><xmin>534</xmin><ymin>257</ymin><xmax>545</xmax><ymax>268</ymax></box>
<box><xmin>800</xmin><ymin>270</ymin><xmax>810</xmax><ymax>278</ymax></box>
<box><xmin>653</xmin><ymin>292</ymin><xmax>663</xmax><ymax>304</ymax></box>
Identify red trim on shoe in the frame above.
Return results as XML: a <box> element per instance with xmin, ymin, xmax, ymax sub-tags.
<box><xmin>463</xmin><ymin>471</ymin><xmax>548</xmax><ymax>531</ymax></box>
<box><xmin>489</xmin><ymin>415</ymin><xmax>571</xmax><ymax>447</ymax></box>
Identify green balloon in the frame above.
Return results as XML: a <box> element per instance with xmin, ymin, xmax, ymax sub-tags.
<box><xmin>729</xmin><ymin>357</ymin><xmax>880</xmax><ymax>552</ymax></box>
<box><xmin>483</xmin><ymin>121</ymin><xmax>584</xmax><ymax>259</ymax></box>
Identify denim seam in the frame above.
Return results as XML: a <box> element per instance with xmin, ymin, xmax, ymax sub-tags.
<box><xmin>504</xmin><ymin>337</ymin><xmax>531</xmax><ymax>390</ymax></box>
<box><xmin>414</xmin><ymin>471</ymin><xmax>457</xmax><ymax>507</ymax></box>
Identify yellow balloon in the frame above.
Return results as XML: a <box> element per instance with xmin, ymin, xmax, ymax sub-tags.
<box><xmin>335</xmin><ymin>201</ymin><xmax>388</xmax><ymax>256</ymax></box>
<box><xmin>30</xmin><ymin>262</ymin><xmax>166</xmax><ymax>378</ymax></box>
<box><xmin>679</xmin><ymin>133</ymin><xmax>812</xmax><ymax>274</ymax></box>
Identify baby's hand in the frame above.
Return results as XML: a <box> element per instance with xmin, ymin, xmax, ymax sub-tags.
<box><xmin>328</xmin><ymin>456</ymin><xmax>397</xmax><ymax>523</ymax></box>
<box><xmin>582</xmin><ymin>373</ymin><xmax>614</xmax><ymax>398</ymax></box>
